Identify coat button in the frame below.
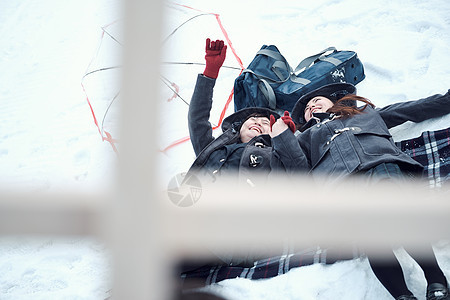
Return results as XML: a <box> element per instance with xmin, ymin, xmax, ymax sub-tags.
<box><xmin>249</xmin><ymin>154</ymin><xmax>263</xmax><ymax>167</ymax></box>
<box><xmin>219</xmin><ymin>158</ymin><xmax>225</xmax><ymax>162</ymax></box>
<box><xmin>212</xmin><ymin>170</ymin><xmax>218</xmax><ymax>175</ymax></box>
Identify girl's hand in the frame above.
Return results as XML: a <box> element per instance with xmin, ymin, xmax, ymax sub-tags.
<box><xmin>281</xmin><ymin>111</ymin><xmax>296</xmax><ymax>133</ymax></box>
<box><xmin>269</xmin><ymin>111</ymin><xmax>296</xmax><ymax>138</ymax></box>
<box><xmin>203</xmin><ymin>38</ymin><xmax>227</xmax><ymax>79</ymax></box>
<box><xmin>270</xmin><ymin>118</ymin><xmax>288</xmax><ymax>138</ymax></box>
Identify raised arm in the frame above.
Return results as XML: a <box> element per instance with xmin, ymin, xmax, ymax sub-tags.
<box><xmin>378</xmin><ymin>89</ymin><xmax>450</xmax><ymax>129</ymax></box>
<box><xmin>188</xmin><ymin>39</ymin><xmax>227</xmax><ymax>156</ymax></box>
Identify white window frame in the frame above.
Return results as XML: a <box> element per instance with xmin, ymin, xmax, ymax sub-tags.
<box><xmin>1</xmin><ymin>1</ymin><xmax>448</xmax><ymax>299</ymax></box>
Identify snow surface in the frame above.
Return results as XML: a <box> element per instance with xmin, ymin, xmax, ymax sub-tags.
<box><xmin>0</xmin><ymin>0</ymin><xmax>450</xmax><ymax>299</ymax></box>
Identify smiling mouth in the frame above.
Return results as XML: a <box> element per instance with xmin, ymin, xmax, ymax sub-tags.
<box><xmin>249</xmin><ymin>126</ymin><xmax>262</xmax><ymax>133</ymax></box>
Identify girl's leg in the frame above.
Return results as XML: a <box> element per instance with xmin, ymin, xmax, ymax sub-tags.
<box><xmin>365</xmin><ymin>164</ymin><xmax>414</xmax><ymax>298</ymax></box>
<box><xmin>404</xmin><ymin>244</ymin><xmax>447</xmax><ymax>286</ymax></box>
<box><xmin>367</xmin><ymin>249</ymin><xmax>414</xmax><ymax>299</ymax></box>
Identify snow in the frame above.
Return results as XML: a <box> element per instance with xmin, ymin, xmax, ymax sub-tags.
<box><xmin>0</xmin><ymin>237</ymin><xmax>112</xmax><ymax>300</ymax></box>
<box><xmin>0</xmin><ymin>0</ymin><xmax>118</xmax><ymax>299</ymax></box>
<box><xmin>0</xmin><ymin>0</ymin><xmax>450</xmax><ymax>299</ymax></box>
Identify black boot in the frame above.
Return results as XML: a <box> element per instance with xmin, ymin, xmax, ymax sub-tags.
<box><xmin>427</xmin><ymin>283</ymin><xmax>450</xmax><ymax>300</ymax></box>
<box><xmin>396</xmin><ymin>296</ymin><xmax>418</xmax><ymax>300</ymax></box>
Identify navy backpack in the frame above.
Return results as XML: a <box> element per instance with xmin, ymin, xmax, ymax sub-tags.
<box><xmin>233</xmin><ymin>46</ymin><xmax>365</xmax><ymax>114</ymax></box>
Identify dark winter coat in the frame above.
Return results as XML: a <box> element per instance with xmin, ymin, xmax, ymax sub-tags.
<box><xmin>291</xmin><ymin>90</ymin><xmax>450</xmax><ymax>181</ymax></box>
<box><xmin>187</xmin><ymin>74</ymin><xmax>305</xmax><ymax>186</ymax></box>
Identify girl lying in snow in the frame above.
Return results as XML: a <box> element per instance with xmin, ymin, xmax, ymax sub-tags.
<box><xmin>186</xmin><ymin>38</ymin><xmax>301</xmax><ymax>188</ymax></box>
<box><xmin>289</xmin><ymin>83</ymin><xmax>450</xmax><ymax>300</ymax></box>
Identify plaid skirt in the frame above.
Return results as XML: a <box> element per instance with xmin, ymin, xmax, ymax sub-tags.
<box><xmin>180</xmin><ymin>245</ymin><xmax>363</xmax><ymax>288</ymax></box>
<box><xmin>396</xmin><ymin>127</ymin><xmax>450</xmax><ymax>189</ymax></box>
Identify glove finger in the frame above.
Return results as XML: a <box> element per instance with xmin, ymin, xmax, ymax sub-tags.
<box><xmin>219</xmin><ymin>45</ymin><xmax>227</xmax><ymax>60</ymax></box>
<box><xmin>288</xmin><ymin>121</ymin><xmax>296</xmax><ymax>133</ymax></box>
<box><xmin>270</xmin><ymin>114</ymin><xmax>276</xmax><ymax>129</ymax></box>
<box><xmin>281</xmin><ymin>116</ymin><xmax>290</xmax><ymax>122</ymax></box>
<box><xmin>214</xmin><ymin>40</ymin><xmax>221</xmax><ymax>50</ymax></box>
<box><xmin>284</xmin><ymin>111</ymin><xmax>290</xmax><ymax>117</ymax></box>
<box><xmin>218</xmin><ymin>40</ymin><xmax>224</xmax><ymax>50</ymax></box>
<box><xmin>205</xmin><ymin>38</ymin><xmax>211</xmax><ymax>51</ymax></box>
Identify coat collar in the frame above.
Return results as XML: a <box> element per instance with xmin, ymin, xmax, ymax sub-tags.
<box><xmin>245</xmin><ymin>133</ymin><xmax>272</xmax><ymax>147</ymax></box>
<box><xmin>300</xmin><ymin>112</ymin><xmax>337</xmax><ymax>131</ymax></box>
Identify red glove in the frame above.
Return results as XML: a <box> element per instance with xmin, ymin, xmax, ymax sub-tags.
<box><xmin>271</xmin><ymin>112</ymin><xmax>295</xmax><ymax>133</ymax></box>
<box><xmin>270</xmin><ymin>114</ymin><xmax>276</xmax><ymax>129</ymax></box>
<box><xmin>203</xmin><ymin>38</ymin><xmax>227</xmax><ymax>79</ymax></box>
<box><xmin>281</xmin><ymin>111</ymin><xmax>296</xmax><ymax>133</ymax></box>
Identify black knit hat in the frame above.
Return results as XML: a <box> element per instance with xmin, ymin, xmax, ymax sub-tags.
<box><xmin>222</xmin><ymin>107</ymin><xmax>280</xmax><ymax>132</ymax></box>
<box><xmin>291</xmin><ymin>83</ymin><xmax>357</xmax><ymax>125</ymax></box>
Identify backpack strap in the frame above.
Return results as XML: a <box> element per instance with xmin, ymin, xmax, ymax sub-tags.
<box><xmin>257</xmin><ymin>79</ymin><xmax>277</xmax><ymax>109</ymax></box>
<box><xmin>238</xmin><ymin>69</ymin><xmax>278</xmax><ymax>109</ymax></box>
<box><xmin>256</xmin><ymin>48</ymin><xmax>286</xmax><ymax>63</ymax></box>
<box><xmin>272</xmin><ymin>60</ymin><xmax>290</xmax><ymax>81</ymax></box>
<box><xmin>294</xmin><ymin>46</ymin><xmax>337</xmax><ymax>73</ymax></box>
<box><xmin>241</xmin><ymin>68</ymin><xmax>286</xmax><ymax>84</ymax></box>
<box><xmin>319</xmin><ymin>56</ymin><xmax>342</xmax><ymax>66</ymax></box>
<box><xmin>289</xmin><ymin>75</ymin><xmax>311</xmax><ymax>85</ymax></box>
<box><xmin>255</xmin><ymin>48</ymin><xmax>292</xmax><ymax>81</ymax></box>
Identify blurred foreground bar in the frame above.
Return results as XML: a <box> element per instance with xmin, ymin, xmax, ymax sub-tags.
<box><xmin>160</xmin><ymin>175</ymin><xmax>450</xmax><ymax>257</ymax></box>
<box><xmin>0</xmin><ymin>177</ymin><xmax>447</xmax><ymax>247</ymax></box>
<box><xmin>0</xmin><ymin>192</ymin><xmax>107</xmax><ymax>236</ymax></box>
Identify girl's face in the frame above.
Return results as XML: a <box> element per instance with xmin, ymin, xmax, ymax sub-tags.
<box><xmin>304</xmin><ymin>96</ymin><xmax>335</xmax><ymax>122</ymax></box>
<box><xmin>240</xmin><ymin>116</ymin><xmax>271</xmax><ymax>143</ymax></box>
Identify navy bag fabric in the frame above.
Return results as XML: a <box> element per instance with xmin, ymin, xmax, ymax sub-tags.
<box><xmin>234</xmin><ymin>45</ymin><xmax>365</xmax><ymax>114</ymax></box>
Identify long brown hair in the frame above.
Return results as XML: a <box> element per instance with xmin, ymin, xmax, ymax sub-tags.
<box><xmin>326</xmin><ymin>94</ymin><xmax>375</xmax><ymax>119</ymax></box>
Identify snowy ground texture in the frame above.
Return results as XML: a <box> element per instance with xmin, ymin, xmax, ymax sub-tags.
<box><xmin>1</xmin><ymin>0</ymin><xmax>450</xmax><ymax>299</ymax></box>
